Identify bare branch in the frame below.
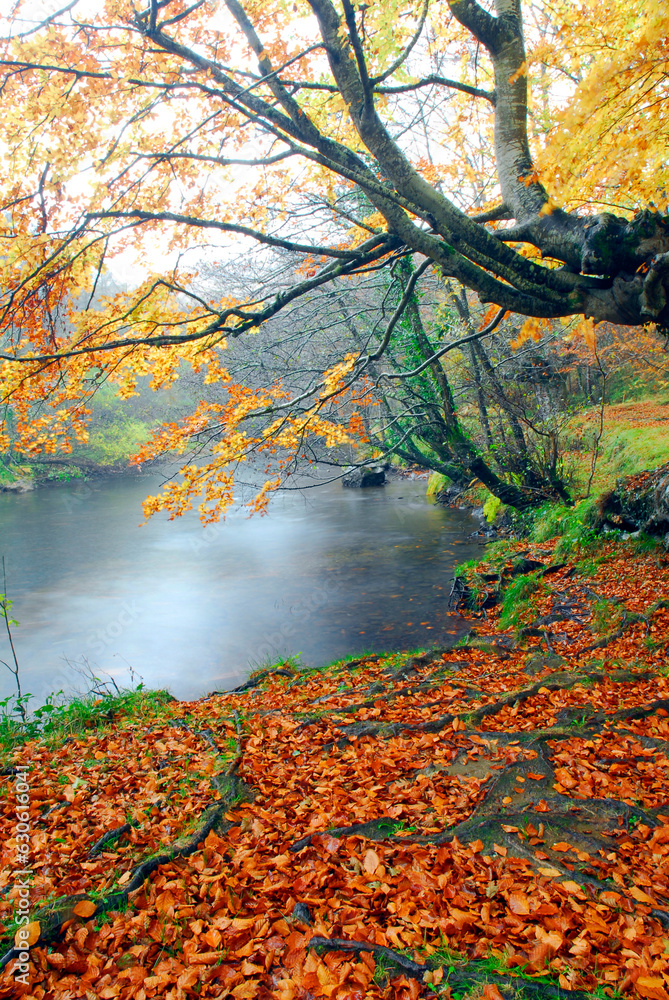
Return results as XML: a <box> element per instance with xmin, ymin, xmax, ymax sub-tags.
<box><xmin>369</xmin><ymin>258</ymin><xmax>432</xmax><ymax>361</ymax></box>
<box><xmin>85</xmin><ymin>209</ymin><xmax>375</xmax><ymax>259</ymax></box>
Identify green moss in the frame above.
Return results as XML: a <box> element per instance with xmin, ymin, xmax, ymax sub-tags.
<box><xmin>426</xmin><ymin>472</ymin><xmax>450</xmax><ymax>496</ymax></box>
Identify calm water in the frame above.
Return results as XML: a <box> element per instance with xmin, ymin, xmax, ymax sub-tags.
<box><xmin>0</xmin><ymin>475</ymin><xmax>483</xmax><ymax>702</ymax></box>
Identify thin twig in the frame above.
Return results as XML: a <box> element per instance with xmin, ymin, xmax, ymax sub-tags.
<box><xmin>1</xmin><ymin>557</ymin><xmax>23</xmax><ymax>720</ymax></box>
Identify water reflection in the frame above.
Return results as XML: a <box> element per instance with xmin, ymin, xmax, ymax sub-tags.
<box><xmin>0</xmin><ymin>476</ymin><xmax>483</xmax><ymax>701</ymax></box>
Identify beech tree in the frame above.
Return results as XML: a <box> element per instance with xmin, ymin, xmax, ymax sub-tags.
<box><xmin>0</xmin><ymin>0</ymin><xmax>666</xmax><ymax>517</ymax></box>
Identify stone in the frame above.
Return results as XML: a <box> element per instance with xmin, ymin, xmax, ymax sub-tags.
<box><xmin>342</xmin><ymin>464</ymin><xmax>386</xmax><ymax>488</ymax></box>
<box><xmin>599</xmin><ymin>462</ymin><xmax>669</xmax><ymax>535</ymax></box>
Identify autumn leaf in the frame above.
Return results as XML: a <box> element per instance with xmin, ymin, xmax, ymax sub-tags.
<box><xmin>630</xmin><ymin>886</ymin><xmax>656</xmax><ymax>905</ymax></box>
<box><xmin>363</xmin><ymin>849</ymin><xmax>380</xmax><ymax>874</ymax></box>
<box><xmin>73</xmin><ymin>900</ymin><xmax>97</xmax><ymax>918</ymax></box>
<box><xmin>15</xmin><ymin>921</ymin><xmax>40</xmax><ymax>947</ymax></box>
<box><xmin>509</xmin><ymin>891</ymin><xmax>530</xmax><ymax>915</ymax></box>
<box><xmin>560</xmin><ymin>881</ymin><xmax>586</xmax><ymax>896</ymax></box>
<box><xmin>482</xmin><ymin>986</ymin><xmax>505</xmax><ymax>1000</ymax></box>
<box><xmin>636</xmin><ymin>977</ymin><xmax>669</xmax><ymax>1000</ymax></box>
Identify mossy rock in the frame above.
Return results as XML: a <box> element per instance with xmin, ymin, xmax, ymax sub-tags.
<box><xmin>599</xmin><ymin>462</ymin><xmax>669</xmax><ymax>534</ymax></box>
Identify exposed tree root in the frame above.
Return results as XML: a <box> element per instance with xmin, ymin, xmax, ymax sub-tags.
<box><xmin>87</xmin><ymin>822</ymin><xmax>132</xmax><ymax>858</ymax></box>
<box><xmin>309</xmin><ymin>936</ymin><xmax>593</xmax><ymax>997</ymax></box>
<box><xmin>0</xmin><ymin>715</ymin><xmax>253</xmax><ymax>971</ymax></box>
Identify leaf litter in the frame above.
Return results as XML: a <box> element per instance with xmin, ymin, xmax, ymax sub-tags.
<box><xmin>2</xmin><ymin>536</ymin><xmax>669</xmax><ymax>997</ymax></box>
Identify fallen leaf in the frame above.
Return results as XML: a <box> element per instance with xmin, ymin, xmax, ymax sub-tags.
<box><xmin>636</xmin><ymin>976</ymin><xmax>669</xmax><ymax>1000</ymax></box>
<box><xmin>15</xmin><ymin>921</ymin><xmax>40</xmax><ymax>947</ymax></box>
<box><xmin>599</xmin><ymin>891</ymin><xmax>621</xmax><ymax>906</ymax></box>
<box><xmin>73</xmin><ymin>900</ymin><xmax>97</xmax><ymax>918</ymax></box>
<box><xmin>630</xmin><ymin>886</ymin><xmax>656</xmax><ymax>904</ymax></box>
<box><xmin>560</xmin><ymin>880</ymin><xmax>585</xmax><ymax>895</ymax></box>
<box><xmin>509</xmin><ymin>891</ymin><xmax>530</xmax><ymax>914</ymax></box>
<box><xmin>482</xmin><ymin>986</ymin><xmax>505</xmax><ymax>1000</ymax></box>
<box><xmin>363</xmin><ymin>849</ymin><xmax>380</xmax><ymax>874</ymax></box>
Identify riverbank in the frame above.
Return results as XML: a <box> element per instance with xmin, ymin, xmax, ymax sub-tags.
<box><xmin>0</xmin><ymin>457</ymin><xmax>160</xmax><ymax>493</ymax></box>
<box><xmin>2</xmin><ymin>515</ymin><xmax>669</xmax><ymax>998</ymax></box>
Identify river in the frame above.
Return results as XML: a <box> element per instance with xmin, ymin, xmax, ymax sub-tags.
<box><xmin>0</xmin><ymin>474</ymin><xmax>483</xmax><ymax>703</ymax></box>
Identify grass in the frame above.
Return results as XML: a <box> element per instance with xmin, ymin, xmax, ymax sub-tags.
<box><xmin>563</xmin><ymin>397</ymin><xmax>669</xmax><ymax>496</ymax></box>
<box><xmin>0</xmin><ymin>685</ymin><xmax>174</xmax><ymax>757</ymax></box>
<box><xmin>498</xmin><ymin>574</ymin><xmax>547</xmax><ymax>629</ymax></box>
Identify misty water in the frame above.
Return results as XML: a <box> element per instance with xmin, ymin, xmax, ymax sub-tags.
<box><xmin>0</xmin><ymin>475</ymin><xmax>484</xmax><ymax>703</ymax></box>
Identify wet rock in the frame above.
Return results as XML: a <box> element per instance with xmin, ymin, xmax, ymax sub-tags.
<box><xmin>435</xmin><ymin>484</ymin><xmax>465</xmax><ymax>505</ymax></box>
<box><xmin>291</xmin><ymin>902</ymin><xmax>313</xmax><ymax>925</ymax></box>
<box><xmin>342</xmin><ymin>464</ymin><xmax>387</xmax><ymax>488</ymax></box>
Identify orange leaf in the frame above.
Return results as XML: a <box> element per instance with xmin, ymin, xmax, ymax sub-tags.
<box><xmin>483</xmin><ymin>986</ymin><xmax>505</xmax><ymax>1000</ymax></box>
<box><xmin>551</xmin><ymin>842</ymin><xmax>572</xmax><ymax>852</ymax></box>
<box><xmin>15</xmin><ymin>921</ymin><xmax>40</xmax><ymax>947</ymax></box>
<box><xmin>560</xmin><ymin>880</ymin><xmax>585</xmax><ymax>895</ymax></box>
<box><xmin>509</xmin><ymin>891</ymin><xmax>530</xmax><ymax>915</ymax></box>
<box><xmin>73</xmin><ymin>900</ymin><xmax>97</xmax><ymax>918</ymax></box>
<box><xmin>630</xmin><ymin>886</ymin><xmax>655</xmax><ymax>905</ymax></box>
<box><xmin>536</xmin><ymin>926</ymin><xmax>563</xmax><ymax>950</ymax></box>
<box><xmin>636</xmin><ymin>977</ymin><xmax>669</xmax><ymax>1000</ymax></box>
<box><xmin>534</xmin><ymin>799</ymin><xmax>550</xmax><ymax>812</ymax></box>
<box><xmin>469</xmin><ymin>839</ymin><xmax>484</xmax><ymax>854</ymax></box>
<box><xmin>554</xmin><ymin>768</ymin><xmax>577</xmax><ymax>789</ymax></box>
<box><xmin>363</xmin><ymin>849</ymin><xmax>380</xmax><ymax>874</ymax></box>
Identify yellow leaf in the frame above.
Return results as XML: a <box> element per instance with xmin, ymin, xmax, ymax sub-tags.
<box><xmin>508</xmin><ymin>61</ymin><xmax>528</xmax><ymax>85</ymax></box>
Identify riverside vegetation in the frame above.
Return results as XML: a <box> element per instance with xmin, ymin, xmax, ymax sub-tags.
<box><xmin>2</xmin><ymin>493</ymin><xmax>669</xmax><ymax>999</ymax></box>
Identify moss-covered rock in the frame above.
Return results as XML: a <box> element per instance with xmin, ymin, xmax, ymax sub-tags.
<box><xmin>599</xmin><ymin>461</ymin><xmax>669</xmax><ymax>534</ymax></box>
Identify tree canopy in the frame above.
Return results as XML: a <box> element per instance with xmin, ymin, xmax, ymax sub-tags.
<box><xmin>0</xmin><ymin>0</ymin><xmax>667</xmax><ymax>517</ymax></box>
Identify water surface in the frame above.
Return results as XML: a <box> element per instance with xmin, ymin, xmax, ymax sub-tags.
<box><xmin>0</xmin><ymin>475</ymin><xmax>483</xmax><ymax>702</ymax></box>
